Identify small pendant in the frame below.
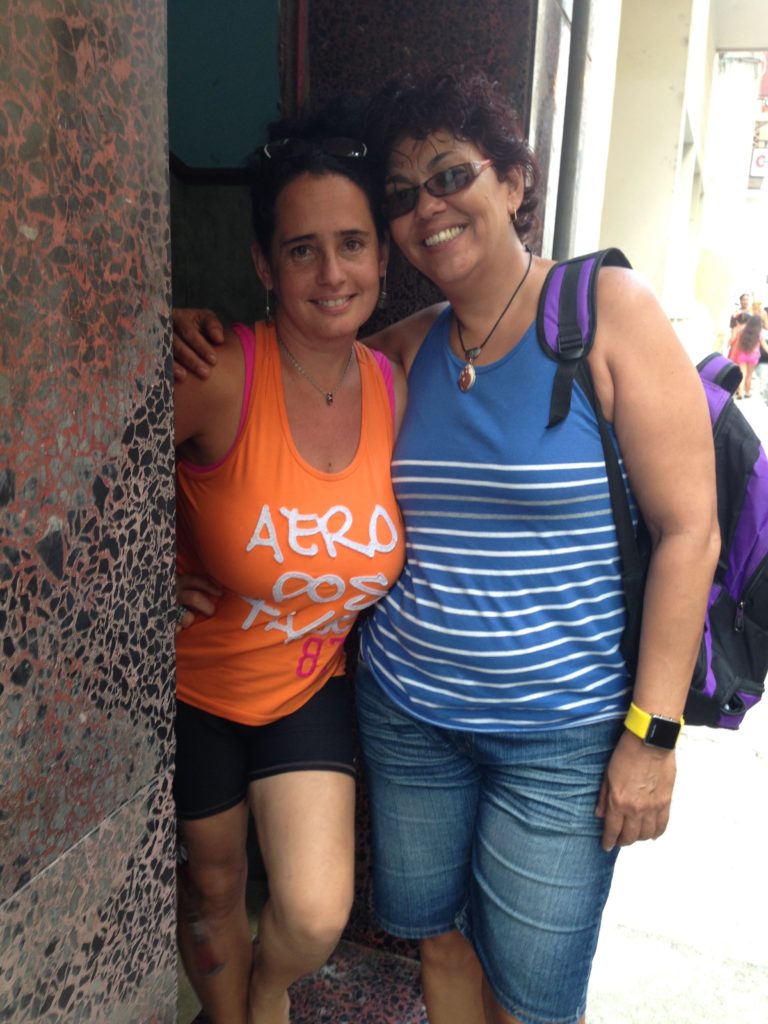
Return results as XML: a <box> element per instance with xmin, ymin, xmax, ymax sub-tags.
<box><xmin>325</xmin><ymin>393</ymin><xmax>334</xmax><ymax>406</ymax></box>
<box><xmin>465</xmin><ymin>347</ymin><xmax>483</xmax><ymax>361</ymax></box>
<box><xmin>458</xmin><ymin>363</ymin><xmax>476</xmax><ymax>392</ymax></box>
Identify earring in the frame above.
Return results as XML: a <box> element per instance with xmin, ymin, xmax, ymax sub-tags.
<box><xmin>376</xmin><ymin>273</ymin><xmax>389</xmax><ymax>311</ymax></box>
<box><xmin>510</xmin><ymin>207</ymin><xmax>518</xmax><ymax>224</ymax></box>
<box><xmin>264</xmin><ymin>290</ymin><xmax>273</xmax><ymax>325</ymax></box>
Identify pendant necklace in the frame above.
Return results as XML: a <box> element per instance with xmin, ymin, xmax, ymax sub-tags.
<box><xmin>456</xmin><ymin>248</ymin><xmax>533</xmax><ymax>392</ymax></box>
<box><xmin>277</xmin><ymin>337</ymin><xmax>355</xmax><ymax>406</ymax></box>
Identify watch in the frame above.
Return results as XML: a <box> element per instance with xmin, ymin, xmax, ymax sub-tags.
<box><xmin>624</xmin><ymin>701</ymin><xmax>683</xmax><ymax>749</ymax></box>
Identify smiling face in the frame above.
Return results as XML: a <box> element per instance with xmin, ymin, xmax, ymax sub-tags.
<box><xmin>252</xmin><ymin>172</ymin><xmax>386</xmax><ymax>346</ymax></box>
<box><xmin>385</xmin><ymin>131</ymin><xmax>522</xmax><ymax>293</ymax></box>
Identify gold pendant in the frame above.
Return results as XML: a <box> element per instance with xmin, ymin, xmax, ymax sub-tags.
<box><xmin>458</xmin><ymin>362</ymin><xmax>476</xmax><ymax>392</ymax></box>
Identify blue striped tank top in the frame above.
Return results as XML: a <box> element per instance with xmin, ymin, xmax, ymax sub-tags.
<box><xmin>360</xmin><ymin>307</ymin><xmax>635</xmax><ymax>733</ymax></box>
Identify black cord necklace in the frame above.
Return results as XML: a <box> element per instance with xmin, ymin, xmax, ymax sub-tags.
<box><xmin>456</xmin><ymin>248</ymin><xmax>533</xmax><ymax>392</ymax></box>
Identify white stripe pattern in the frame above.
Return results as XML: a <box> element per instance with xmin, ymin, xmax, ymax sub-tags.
<box><xmin>360</xmin><ymin>315</ymin><xmax>637</xmax><ymax>733</ymax></box>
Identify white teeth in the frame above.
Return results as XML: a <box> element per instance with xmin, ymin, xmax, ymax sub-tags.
<box><xmin>424</xmin><ymin>226</ymin><xmax>464</xmax><ymax>247</ymax></box>
<box><xmin>316</xmin><ymin>297</ymin><xmax>349</xmax><ymax>308</ymax></box>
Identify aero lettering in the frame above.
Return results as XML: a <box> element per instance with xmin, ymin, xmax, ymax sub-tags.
<box><xmin>239</xmin><ymin>504</ymin><xmax>400</xmax><ymax>675</ymax></box>
<box><xmin>246</xmin><ymin>503</ymin><xmax>399</xmax><ymax>560</ymax></box>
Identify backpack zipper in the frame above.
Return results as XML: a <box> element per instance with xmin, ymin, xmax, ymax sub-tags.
<box><xmin>733</xmin><ymin>550</ymin><xmax>768</xmax><ymax>632</ymax></box>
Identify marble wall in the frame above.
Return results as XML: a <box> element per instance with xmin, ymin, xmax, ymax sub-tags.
<box><xmin>0</xmin><ymin>2</ymin><xmax>176</xmax><ymax>1020</ymax></box>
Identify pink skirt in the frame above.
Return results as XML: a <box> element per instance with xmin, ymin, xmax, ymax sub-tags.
<box><xmin>733</xmin><ymin>346</ymin><xmax>760</xmax><ymax>367</ymax></box>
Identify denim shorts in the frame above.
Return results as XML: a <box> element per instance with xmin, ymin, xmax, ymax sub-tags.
<box><xmin>355</xmin><ymin>660</ymin><xmax>623</xmax><ymax>1024</ymax></box>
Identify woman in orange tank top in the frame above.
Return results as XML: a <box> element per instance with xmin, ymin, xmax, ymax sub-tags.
<box><xmin>173</xmin><ymin>107</ymin><xmax>406</xmax><ymax>1024</ymax></box>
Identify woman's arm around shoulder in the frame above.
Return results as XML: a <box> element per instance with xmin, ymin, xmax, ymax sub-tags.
<box><xmin>172</xmin><ymin>308</ymin><xmax>227</xmax><ymax>381</ymax></box>
<box><xmin>173</xmin><ymin>304</ymin><xmax>446</xmax><ymax>381</ymax></box>
<box><xmin>175</xmin><ymin>326</ymin><xmax>245</xmax><ymax>460</ymax></box>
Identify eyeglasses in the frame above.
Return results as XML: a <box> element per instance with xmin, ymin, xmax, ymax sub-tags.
<box><xmin>384</xmin><ymin>159</ymin><xmax>494</xmax><ymax>219</ymax></box>
<box><xmin>262</xmin><ymin>137</ymin><xmax>368</xmax><ymax>160</ymax></box>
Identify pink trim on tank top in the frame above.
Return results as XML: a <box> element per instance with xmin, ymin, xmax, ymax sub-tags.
<box><xmin>178</xmin><ymin>322</ymin><xmax>255</xmax><ymax>474</ymax></box>
<box><xmin>371</xmin><ymin>349</ymin><xmax>395</xmax><ymax>423</ymax></box>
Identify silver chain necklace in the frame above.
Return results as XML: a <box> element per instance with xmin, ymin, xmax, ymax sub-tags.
<box><xmin>277</xmin><ymin>337</ymin><xmax>355</xmax><ymax>406</ymax></box>
<box><xmin>455</xmin><ymin>249</ymin><xmax>533</xmax><ymax>392</ymax></box>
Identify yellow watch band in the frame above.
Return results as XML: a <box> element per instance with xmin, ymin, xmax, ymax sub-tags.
<box><xmin>624</xmin><ymin>701</ymin><xmax>653</xmax><ymax>739</ymax></box>
<box><xmin>624</xmin><ymin>701</ymin><xmax>684</xmax><ymax>746</ymax></box>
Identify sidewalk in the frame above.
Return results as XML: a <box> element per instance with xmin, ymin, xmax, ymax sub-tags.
<box><xmin>588</xmin><ymin>389</ymin><xmax>768</xmax><ymax>1024</ymax></box>
<box><xmin>589</xmin><ymin>701</ymin><xmax>768</xmax><ymax>1022</ymax></box>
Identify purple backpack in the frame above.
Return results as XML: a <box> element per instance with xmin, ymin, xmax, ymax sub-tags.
<box><xmin>537</xmin><ymin>248</ymin><xmax>768</xmax><ymax>728</ymax></box>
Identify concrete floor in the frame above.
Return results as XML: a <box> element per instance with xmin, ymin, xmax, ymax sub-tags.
<box><xmin>588</xmin><ymin>699</ymin><xmax>768</xmax><ymax>1023</ymax></box>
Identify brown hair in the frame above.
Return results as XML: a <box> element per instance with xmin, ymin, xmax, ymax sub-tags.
<box><xmin>738</xmin><ymin>315</ymin><xmax>763</xmax><ymax>351</ymax></box>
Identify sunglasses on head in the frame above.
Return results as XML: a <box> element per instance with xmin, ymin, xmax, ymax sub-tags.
<box><xmin>262</xmin><ymin>137</ymin><xmax>368</xmax><ymax>160</ymax></box>
<box><xmin>384</xmin><ymin>159</ymin><xmax>494</xmax><ymax>219</ymax></box>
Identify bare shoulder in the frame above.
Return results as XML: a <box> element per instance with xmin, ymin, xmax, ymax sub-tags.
<box><xmin>594</xmin><ymin>265</ymin><xmax>663</xmax><ymax>330</ymax></box>
<box><xmin>594</xmin><ymin>266</ymin><xmax>695</xmax><ymax>367</ymax></box>
<box><xmin>366</xmin><ymin>302</ymin><xmax>448</xmax><ymax>374</ymax></box>
<box><xmin>588</xmin><ymin>265</ymin><xmax>702</xmax><ymax>423</ymax></box>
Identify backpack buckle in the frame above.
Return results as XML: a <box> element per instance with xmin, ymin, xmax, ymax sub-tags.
<box><xmin>557</xmin><ymin>326</ymin><xmax>585</xmax><ymax>360</ymax></box>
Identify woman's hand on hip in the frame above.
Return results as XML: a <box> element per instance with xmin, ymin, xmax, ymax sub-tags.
<box><xmin>176</xmin><ymin>573</ymin><xmax>223</xmax><ymax>633</ymax></box>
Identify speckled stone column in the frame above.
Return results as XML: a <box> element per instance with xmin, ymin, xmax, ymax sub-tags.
<box><xmin>0</xmin><ymin>2</ymin><xmax>176</xmax><ymax>1021</ymax></box>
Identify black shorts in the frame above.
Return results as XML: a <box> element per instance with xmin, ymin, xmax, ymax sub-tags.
<box><xmin>173</xmin><ymin>675</ymin><xmax>356</xmax><ymax>820</ymax></box>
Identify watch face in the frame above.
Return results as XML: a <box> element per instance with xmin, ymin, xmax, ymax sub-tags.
<box><xmin>646</xmin><ymin>716</ymin><xmax>680</xmax><ymax>749</ymax></box>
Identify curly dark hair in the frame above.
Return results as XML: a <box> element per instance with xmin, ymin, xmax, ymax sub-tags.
<box><xmin>248</xmin><ymin>97</ymin><xmax>387</xmax><ymax>255</ymax></box>
<box><xmin>364</xmin><ymin>71</ymin><xmax>542</xmax><ymax>242</ymax></box>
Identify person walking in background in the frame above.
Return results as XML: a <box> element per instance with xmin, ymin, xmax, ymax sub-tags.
<box><xmin>730</xmin><ymin>292</ymin><xmax>751</xmax><ymax>331</ymax></box>
<box><xmin>172</xmin><ymin>70</ymin><xmax>719</xmax><ymax>1024</ymax></box>
<box><xmin>749</xmin><ymin>300</ymin><xmax>768</xmax><ymax>399</ymax></box>
<box><xmin>731</xmin><ymin>313</ymin><xmax>768</xmax><ymax>398</ymax></box>
<box><xmin>727</xmin><ymin>292</ymin><xmax>751</xmax><ymax>357</ymax></box>
<box><xmin>173</xmin><ymin>106</ymin><xmax>405</xmax><ymax>1024</ymax></box>
<box><xmin>750</xmin><ymin>298</ymin><xmax>768</xmax><ymax>329</ymax></box>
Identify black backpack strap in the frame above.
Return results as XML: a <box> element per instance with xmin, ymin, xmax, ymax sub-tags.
<box><xmin>536</xmin><ymin>248</ymin><xmax>632</xmax><ymax>428</ymax></box>
<box><xmin>537</xmin><ymin>247</ymin><xmax>647</xmax><ymax>669</ymax></box>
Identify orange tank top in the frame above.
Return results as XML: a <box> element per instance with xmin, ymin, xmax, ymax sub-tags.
<box><xmin>176</xmin><ymin>322</ymin><xmax>404</xmax><ymax>725</ymax></box>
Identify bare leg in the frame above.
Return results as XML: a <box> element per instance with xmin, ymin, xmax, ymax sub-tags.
<box><xmin>744</xmin><ymin>364</ymin><xmax>754</xmax><ymax>396</ymax></box>
<box><xmin>419</xmin><ymin>930</ymin><xmax>485</xmax><ymax>1024</ymax></box>
<box><xmin>247</xmin><ymin>770</ymin><xmax>355</xmax><ymax>1024</ymax></box>
<box><xmin>178</xmin><ymin>801</ymin><xmax>251</xmax><ymax>1024</ymax></box>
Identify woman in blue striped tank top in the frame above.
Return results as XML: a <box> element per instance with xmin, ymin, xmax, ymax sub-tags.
<box><xmin>172</xmin><ymin>73</ymin><xmax>720</xmax><ymax>1024</ymax></box>
<box><xmin>352</xmin><ymin>72</ymin><xmax>719</xmax><ymax>1024</ymax></box>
